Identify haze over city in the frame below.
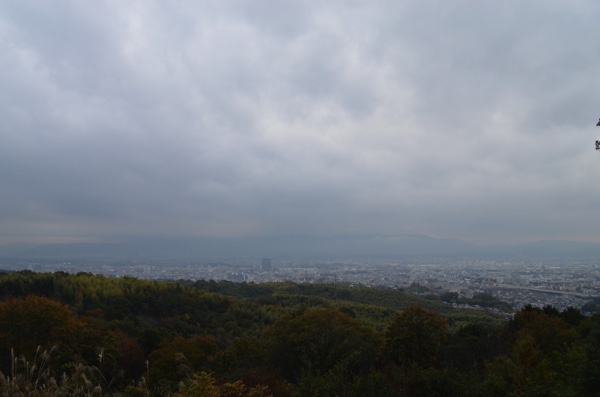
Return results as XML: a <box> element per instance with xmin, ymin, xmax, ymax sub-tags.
<box><xmin>3</xmin><ymin>1</ymin><xmax>600</xmax><ymax>256</ymax></box>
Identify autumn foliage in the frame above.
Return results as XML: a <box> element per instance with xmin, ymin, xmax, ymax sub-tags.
<box><xmin>0</xmin><ymin>270</ymin><xmax>598</xmax><ymax>396</ymax></box>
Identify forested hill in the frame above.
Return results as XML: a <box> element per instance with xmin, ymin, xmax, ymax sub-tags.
<box><xmin>0</xmin><ymin>270</ymin><xmax>598</xmax><ymax>396</ymax></box>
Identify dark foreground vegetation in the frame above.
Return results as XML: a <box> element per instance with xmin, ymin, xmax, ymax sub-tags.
<box><xmin>0</xmin><ymin>270</ymin><xmax>599</xmax><ymax>396</ymax></box>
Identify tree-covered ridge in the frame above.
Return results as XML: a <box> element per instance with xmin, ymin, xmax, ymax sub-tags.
<box><xmin>0</xmin><ymin>270</ymin><xmax>598</xmax><ymax>396</ymax></box>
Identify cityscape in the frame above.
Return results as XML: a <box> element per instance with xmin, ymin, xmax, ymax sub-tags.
<box><xmin>3</xmin><ymin>255</ymin><xmax>600</xmax><ymax>315</ymax></box>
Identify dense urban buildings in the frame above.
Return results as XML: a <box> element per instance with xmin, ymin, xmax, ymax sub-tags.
<box><xmin>3</xmin><ymin>256</ymin><xmax>599</xmax><ymax>314</ymax></box>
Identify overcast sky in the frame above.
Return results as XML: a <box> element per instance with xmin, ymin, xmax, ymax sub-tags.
<box><xmin>2</xmin><ymin>1</ymin><xmax>600</xmax><ymax>247</ymax></box>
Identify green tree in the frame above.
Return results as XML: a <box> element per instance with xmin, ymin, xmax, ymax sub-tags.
<box><xmin>176</xmin><ymin>371</ymin><xmax>272</xmax><ymax>397</ymax></box>
<box><xmin>385</xmin><ymin>306</ymin><xmax>448</xmax><ymax>368</ymax></box>
<box><xmin>581</xmin><ymin>315</ymin><xmax>600</xmax><ymax>396</ymax></box>
<box><xmin>262</xmin><ymin>307</ymin><xmax>381</xmax><ymax>392</ymax></box>
<box><xmin>149</xmin><ymin>335</ymin><xmax>219</xmax><ymax>393</ymax></box>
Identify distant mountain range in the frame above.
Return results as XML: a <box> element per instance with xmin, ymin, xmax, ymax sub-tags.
<box><xmin>2</xmin><ymin>235</ymin><xmax>600</xmax><ymax>260</ymax></box>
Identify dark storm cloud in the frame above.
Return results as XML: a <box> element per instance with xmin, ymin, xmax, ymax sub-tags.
<box><xmin>2</xmin><ymin>0</ymin><xmax>600</xmax><ymax>246</ymax></box>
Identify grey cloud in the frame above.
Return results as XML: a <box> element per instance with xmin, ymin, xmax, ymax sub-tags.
<box><xmin>2</xmin><ymin>1</ymin><xmax>600</xmax><ymax>247</ymax></box>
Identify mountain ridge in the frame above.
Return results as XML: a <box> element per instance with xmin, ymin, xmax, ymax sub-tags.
<box><xmin>2</xmin><ymin>235</ymin><xmax>600</xmax><ymax>260</ymax></box>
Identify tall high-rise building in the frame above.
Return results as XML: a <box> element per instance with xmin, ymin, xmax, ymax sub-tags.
<box><xmin>261</xmin><ymin>258</ymin><xmax>272</xmax><ymax>271</ymax></box>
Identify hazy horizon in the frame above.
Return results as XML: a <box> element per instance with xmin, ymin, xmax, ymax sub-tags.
<box><xmin>3</xmin><ymin>1</ymin><xmax>600</xmax><ymax>247</ymax></box>
<box><xmin>4</xmin><ymin>234</ymin><xmax>600</xmax><ymax>261</ymax></box>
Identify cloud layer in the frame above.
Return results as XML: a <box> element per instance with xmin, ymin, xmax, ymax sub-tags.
<box><xmin>2</xmin><ymin>1</ymin><xmax>600</xmax><ymax>246</ymax></box>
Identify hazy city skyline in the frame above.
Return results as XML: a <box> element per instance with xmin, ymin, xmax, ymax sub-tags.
<box><xmin>3</xmin><ymin>1</ymin><xmax>600</xmax><ymax>248</ymax></box>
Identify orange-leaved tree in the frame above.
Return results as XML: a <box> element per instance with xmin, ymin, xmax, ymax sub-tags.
<box><xmin>0</xmin><ymin>295</ymin><xmax>76</xmax><ymax>359</ymax></box>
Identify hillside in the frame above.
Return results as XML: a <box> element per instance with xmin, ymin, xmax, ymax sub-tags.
<box><xmin>0</xmin><ymin>271</ymin><xmax>597</xmax><ymax>396</ymax></box>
